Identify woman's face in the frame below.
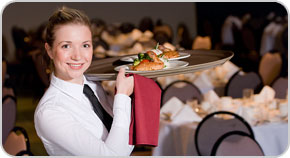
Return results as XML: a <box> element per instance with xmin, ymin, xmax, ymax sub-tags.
<box><xmin>45</xmin><ymin>23</ymin><xmax>93</xmax><ymax>84</ymax></box>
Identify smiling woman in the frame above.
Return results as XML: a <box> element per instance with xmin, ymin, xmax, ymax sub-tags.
<box><xmin>45</xmin><ymin>24</ymin><xmax>93</xmax><ymax>84</ymax></box>
<box><xmin>34</xmin><ymin>6</ymin><xmax>135</xmax><ymax>156</ymax></box>
<box><xmin>44</xmin><ymin>7</ymin><xmax>93</xmax><ymax>84</ymax></box>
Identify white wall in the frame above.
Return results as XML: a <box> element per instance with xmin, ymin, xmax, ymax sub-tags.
<box><xmin>2</xmin><ymin>2</ymin><xmax>197</xmax><ymax>62</ymax></box>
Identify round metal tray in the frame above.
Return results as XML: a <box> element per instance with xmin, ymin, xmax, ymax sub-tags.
<box><xmin>85</xmin><ymin>50</ymin><xmax>234</xmax><ymax>81</ymax></box>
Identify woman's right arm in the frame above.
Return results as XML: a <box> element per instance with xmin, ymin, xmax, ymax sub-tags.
<box><xmin>35</xmin><ymin>105</ymin><xmax>133</xmax><ymax>156</ymax></box>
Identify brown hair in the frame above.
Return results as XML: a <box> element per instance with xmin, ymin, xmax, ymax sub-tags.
<box><xmin>45</xmin><ymin>6</ymin><xmax>92</xmax><ymax>47</ymax></box>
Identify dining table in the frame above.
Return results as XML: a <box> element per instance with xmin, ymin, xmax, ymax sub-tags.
<box><xmin>152</xmin><ymin>120</ymin><xmax>288</xmax><ymax>156</ymax></box>
<box><xmin>153</xmin><ymin>94</ymin><xmax>288</xmax><ymax>156</ymax></box>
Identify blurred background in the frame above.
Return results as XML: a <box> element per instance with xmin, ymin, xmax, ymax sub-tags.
<box><xmin>2</xmin><ymin>2</ymin><xmax>288</xmax><ymax>156</ymax></box>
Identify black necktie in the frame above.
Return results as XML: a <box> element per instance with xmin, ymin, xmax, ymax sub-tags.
<box><xmin>83</xmin><ymin>84</ymin><xmax>113</xmax><ymax>132</ymax></box>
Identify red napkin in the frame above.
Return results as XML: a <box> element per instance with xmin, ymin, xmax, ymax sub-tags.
<box><xmin>127</xmin><ymin>74</ymin><xmax>161</xmax><ymax>146</ymax></box>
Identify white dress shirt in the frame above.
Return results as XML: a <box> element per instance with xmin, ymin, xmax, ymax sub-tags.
<box><xmin>34</xmin><ymin>73</ymin><xmax>134</xmax><ymax>156</ymax></box>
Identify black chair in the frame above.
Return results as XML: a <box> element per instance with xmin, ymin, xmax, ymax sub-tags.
<box><xmin>259</xmin><ymin>52</ymin><xmax>282</xmax><ymax>85</ymax></box>
<box><xmin>155</xmin><ymin>80</ymin><xmax>163</xmax><ymax>91</ymax></box>
<box><xmin>225</xmin><ymin>71</ymin><xmax>263</xmax><ymax>98</ymax></box>
<box><xmin>271</xmin><ymin>77</ymin><xmax>288</xmax><ymax>99</ymax></box>
<box><xmin>195</xmin><ymin>111</ymin><xmax>254</xmax><ymax>156</ymax></box>
<box><xmin>3</xmin><ymin>126</ymin><xmax>33</xmax><ymax>156</ymax></box>
<box><xmin>2</xmin><ymin>94</ymin><xmax>17</xmax><ymax>144</ymax></box>
<box><xmin>211</xmin><ymin>131</ymin><xmax>264</xmax><ymax>156</ymax></box>
<box><xmin>161</xmin><ymin>80</ymin><xmax>202</xmax><ymax>106</ymax></box>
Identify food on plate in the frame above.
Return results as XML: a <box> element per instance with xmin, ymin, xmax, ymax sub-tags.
<box><xmin>157</xmin><ymin>44</ymin><xmax>180</xmax><ymax>59</ymax></box>
<box><xmin>130</xmin><ymin>44</ymin><xmax>179</xmax><ymax>71</ymax></box>
<box><xmin>161</xmin><ymin>51</ymin><xmax>179</xmax><ymax>59</ymax></box>
<box><xmin>131</xmin><ymin>51</ymin><xmax>164</xmax><ymax>71</ymax></box>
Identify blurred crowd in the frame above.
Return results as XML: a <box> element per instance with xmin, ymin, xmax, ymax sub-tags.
<box><xmin>217</xmin><ymin>13</ymin><xmax>288</xmax><ymax>75</ymax></box>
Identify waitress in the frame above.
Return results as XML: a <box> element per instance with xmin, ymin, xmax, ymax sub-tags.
<box><xmin>34</xmin><ymin>6</ymin><xmax>134</xmax><ymax>156</ymax></box>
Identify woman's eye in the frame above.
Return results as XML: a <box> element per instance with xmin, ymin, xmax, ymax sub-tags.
<box><xmin>62</xmin><ymin>44</ymin><xmax>70</xmax><ymax>49</ymax></box>
<box><xmin>83</xmin><ymin>44</ymin><xmax>90</xmax><ymax>48</ymax></box>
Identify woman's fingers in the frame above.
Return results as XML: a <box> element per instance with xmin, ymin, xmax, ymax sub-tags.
<box><xmin>116</xmin><ymin>67</ymin><xmax>134</xmax><ymax>96</ymax></box>
<box><xmin>117</xmin><ymin>67</ymin><xmax>125</xmax><ymax>79</ymax></box>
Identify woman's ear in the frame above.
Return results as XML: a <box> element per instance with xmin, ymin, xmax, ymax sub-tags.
<box><xmin>45</xmin><ymin>43</ymin><xmax>53</xmax><ymax>59</ymax></box>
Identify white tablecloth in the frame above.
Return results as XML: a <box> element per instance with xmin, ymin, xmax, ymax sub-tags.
<box><xmin>253</xmin><ymin>123</ymin><xmax>288</xmax><ymax>156</ymax></box>
<box><xmin>152</xmin><ymin>120</ymin><xmax>288</xmax><ymax>156</ymax></box>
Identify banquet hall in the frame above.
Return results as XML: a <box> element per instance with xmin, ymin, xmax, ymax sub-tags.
<box><xmin>2</xmin><ymin>2</ymin><xmax>288</xmax><ymax>156</ymax></box>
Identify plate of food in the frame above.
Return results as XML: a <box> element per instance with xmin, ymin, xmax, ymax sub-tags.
<box><xmin>120</xmin><ymin>44</ymin><xmax>190</xmax><ymax>62</ymax></box>
<box><xmin>120</xmin><ymin>52</ymin><xmax>190</xmax><ymax>62</ymax></box>
<box><xmin>115</xmin><ymin>50</ymin><xmax>189</xmax><ymax>73</ymax></box>
<box><xmin>85</xmin><ymin>49</ymin><xmax>234</xmax><ymax>81</ymax></box>
<box><xmin>114</xmin><ymin>60</ymin><xmax>189</xmax><ymax>73</ymax></box>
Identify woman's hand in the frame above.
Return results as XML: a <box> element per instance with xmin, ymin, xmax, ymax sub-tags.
<box><xmin>115</xmin><ymin>68</ymin><xmax>134</xmax><ymax>96</ymax></box>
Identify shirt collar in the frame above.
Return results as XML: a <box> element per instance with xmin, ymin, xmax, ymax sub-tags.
<box><xmin>50</xmin><ymin>73</ymin><xmax>88</xmax><ymax>102</ymax></box>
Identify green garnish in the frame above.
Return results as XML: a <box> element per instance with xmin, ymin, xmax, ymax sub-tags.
<box><xmin>155</xmin><ymin>42</ymin><xmax>159</xmax><ymax>49</ymax></box>
<box><xmin>138</xmin><ymin>53</ymin><xmax>144</xmax><ymax>59</ymax></box>
<box><xmin>133</xmin><ymin>59</ymin><xmax>140</xmax><ymax>66</ymax></box>
<box><xmin>158</xmin><ymin>54</ymin><xmax>164</xmax><ymax>58</ymax></box>
<box><xmin>134</xmin><ymin>52</ymin><xmax>153</xmax><ymax>66</ymax></box>
<box><xmin>144</xmin><ymin>53</ymin><xmax>152</xmax><ymax>61</ymax></box>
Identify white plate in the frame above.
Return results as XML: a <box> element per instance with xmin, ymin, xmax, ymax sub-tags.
<box><xmin>120</xmin><ymin>52</ymin><xmax>190</xmax><ymax>62</ymax></box>
<box><xmin>114</xmin><ymin>61</ymin><xmax>189</xmax><ymax>73</ymax></box>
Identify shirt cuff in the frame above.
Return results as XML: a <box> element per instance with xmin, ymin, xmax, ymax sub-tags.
<box><xmin>112</xmin><ymin>94</ymin><xmax>132</xmax><ymax>128</ymax></box>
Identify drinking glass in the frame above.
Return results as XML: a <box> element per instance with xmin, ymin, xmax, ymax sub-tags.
<box><xmin>243</xmin><ymin>88</ymin><xmax>254</xmax><ymax>101</ymax></box>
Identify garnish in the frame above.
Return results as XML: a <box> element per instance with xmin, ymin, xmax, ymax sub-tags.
<box><xmin>158</xmin><ymin>54</ymin><xmax>164</xmax><ymax>58</ymax></box>
<box><xmin>155</xmin><ymin>42</ymin><xmax>159</xmax><ymax>50</ymax></box>
<box><xmin>133</xmin><ymin>59</ymin><xmax>140</xmax><ymax>66</ymax></box>
<box><xmin>133</xmin><ymin>52</ymin><xmax>153</xmax><ymax>66</ymax></box>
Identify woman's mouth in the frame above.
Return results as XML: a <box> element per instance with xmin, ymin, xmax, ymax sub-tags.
<box><xmin>67</xmin><ymin>63</ymin><xmax>84</xmax><ymax>70</ymax></box>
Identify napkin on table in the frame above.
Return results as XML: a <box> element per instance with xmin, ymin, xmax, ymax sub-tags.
<box><xmin>203</xmin><ymin>90</ymin><xmax>220</xmax><ymax>104</ymax></box>
<box><xmin>258</xmin><ymin>86</ymin><xmax>276</xmax><ymax>102</ymax></box>
<box><xmin>219</xmin><ymin>96</ymin><xmax>233</xmax><ymax>111</ymax></box>
<box><xmin>201</xmin><ymin>101</ymin><xmax>212</xmax><ymax>112</ymax></box>
<box><xmin>236</xmin><ymin>106</ymin><xmax>257</xmax><ymax>126</ymax></box>
<box><xmin>279</xmin><ymin>100</ymin><xmax>288</xmax><ymax>117</ymax></box>
<box><xmin>193</xmin><ymin>71</ymin><xmax>214</xmax><ymax>94</ymax></box>
<box><xmin>200</xmin><ymin>90</ymin><xmax>220</xmax><ymax>112</ymax></box>
<box><xmin>171</xmin><ymin>104</ymin><xmax>202</xmax><ymax>124</ymax></box>
<box><xmin>253</xmin><ymin>94</ymin><xmax>264</xmax><ymax>103</ymax></box>
<box><xmin>222</xmin><ymin>61</ymin><xmax>240</xmax><ymax>81</ymax></box>
<box><xmin>128</xmin><ymin>74</ymin><xmax>161</xmax><ymax>146</ymax></box>
<box><xmin>160</xmin><ymin>96</ymin><xmax>184</xmax><ymax>120</ymax></box>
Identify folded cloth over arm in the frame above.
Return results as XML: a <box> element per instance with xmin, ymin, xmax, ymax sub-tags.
<box><xmin>127</xmin><ymin>74</ymin><xmax>161</xmax><ymax>146</ymax></box>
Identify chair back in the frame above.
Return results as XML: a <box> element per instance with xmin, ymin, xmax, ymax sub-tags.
<box><xmin>195</xmin><ymin>111</ymin><xmax>254</xmax><ymax>156</ymax></box>
<box><xmin>192</xmin><ymin>36</ymin><xmax>211</xmax><ymax>50</ymax></box>
<box><xmin>2</xmin><ymin>95</ymin><xmax>17</xmax><ymax>144</ymax></box>
<box><xmin>271</xmin><ymin>77</ymin><xmax>288</xmax><ymax>99</ymax></box>
<box><xmin>211</xmin><ymin>131</ymin><xmax>264</xmax><ymax>156</ymax></box>
<box><xmin>225</xmin><ymin>71</ymin><xmax>263</xmax><ymax>98</ymax></box>
<box><xmin>3</xmin><ymin>127</ymin><xmax>32</xmax><ymax>156</ymax></box>
<box><xmin>259</xmin><ymin>52</ymin><xmax>282</xmax><ymax>85</ymax></box>
<box><xmin>161</xmin><ymin>80</ymin><xmax>202</xmax><ymax>106</ymax></box>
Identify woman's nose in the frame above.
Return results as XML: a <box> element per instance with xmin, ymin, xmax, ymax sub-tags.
<box><xmin>71</xmin><ymin>48</ymin><xmax>81</xmax><ymax>60</ymax></box>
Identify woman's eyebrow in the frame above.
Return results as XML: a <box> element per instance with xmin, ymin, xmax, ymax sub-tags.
<box><xmin>82</xmin><ymin>40</ymin><xmax>92</xmax><ymax>43</ymax></box>
<box><xmin>57</xmin><ymin>41</ymin><xmax>72</xmax><ymax>46</ymax></box>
